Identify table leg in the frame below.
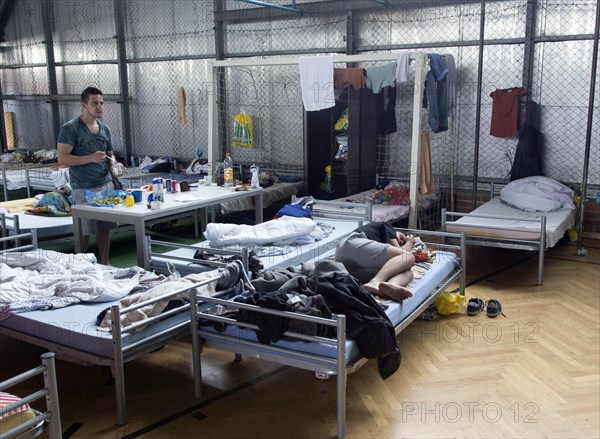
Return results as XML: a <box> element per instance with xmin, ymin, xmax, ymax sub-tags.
<box><xmin>73</xmin><ymin>213</ymin><xmax>83</xmax><ymax>253</ymax></box>
<box><xmin>255</xmin><ymin>192</ymin><xmax>263</xmax><ymax>223</ymax></box>
<box><xmin>134</xmin><ymin>218</ymin><xmax>147</xmax><ymax>268</ymax></box>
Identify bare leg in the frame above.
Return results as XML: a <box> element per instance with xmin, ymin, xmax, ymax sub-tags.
<box><xmin>96</xmin><ymin>228</ymin><xmax>111</xmax><ymax>265</ymax></box>
<box><xmin>363</xmin><ymin>252</ymin><xmax>415</xmax><ymax>299</ymax></box>
<box><xmin>379</xmin><ymin>270</ymin><xmax>414</xmax><ymax>301</ymax></box>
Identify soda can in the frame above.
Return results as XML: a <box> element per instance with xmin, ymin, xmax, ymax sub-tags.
<box><xmin>171</xmin><ymin>180</ymin><xmax>178</xmax><ymax>192</ymax></box>
<box><xmin>165</xmin><ymin>179</ymin><xmax>172</xmax><ymax>192</ymax></box>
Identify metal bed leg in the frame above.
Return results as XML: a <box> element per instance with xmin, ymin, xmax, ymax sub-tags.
<box><xmin>460</xmin><ymin>232</ymin><xmax>466</xmax><ymax>295</ymax></box>
<box><xmin>538</xmin><ymin>217</ymin><xmax>546</xmax><ymax>286</ymax></box>
<box><xmin>336</xmin><ymin>315</ymin><xmax>347</xmax><ymax>439</ymax></box>
<box><xmin>190</xmin><ymin>297</ymin><xmax>203</xmax><ymax>398</ymax></box>
<box><xmin>111</xmin><ymin>304</ymin><xmax>127</xmax><ymax>425</ymax></box>
<box><xmin>41</xmin><ymin>352</ymin><xmax>62</xmax><ymax>439</ymax></box>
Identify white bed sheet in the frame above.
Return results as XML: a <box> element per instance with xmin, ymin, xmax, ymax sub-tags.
<box><xmin>446</xmin><ymin>196</ymin><xmax>575</xmax><ymax>248</ymax></box>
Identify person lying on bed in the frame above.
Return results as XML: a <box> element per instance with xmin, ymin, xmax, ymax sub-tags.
<box><xmin>334</xmin><ymin>221</ymin><xmax>415</xmax><ymax>302</ymax></box>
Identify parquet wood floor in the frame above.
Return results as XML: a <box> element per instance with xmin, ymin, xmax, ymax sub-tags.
<box><xmin>1</xmin><ymin>239</ymin><xmax>598</xmax><ymax>438</ymax></box>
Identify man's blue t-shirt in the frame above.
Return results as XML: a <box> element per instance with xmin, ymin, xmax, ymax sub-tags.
<box><xmin>57</xmin><ymin>117</ymin><xmax>113</xmax><ymax>189</ymax></box>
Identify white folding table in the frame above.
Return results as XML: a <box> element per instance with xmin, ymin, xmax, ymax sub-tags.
<box><xmin>71</xmin><ymin>186</ymin><xmax>263</xmax><ymax>268</ymax></box>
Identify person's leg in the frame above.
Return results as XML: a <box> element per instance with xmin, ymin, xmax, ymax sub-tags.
<box><xmin>378</xmin><ymin>269</ymin><xmax>414</xmax><ymax>301</ymax></box>
<box><xmin>362</xmin><ymin>251</ymin><xmax>415</xmax><ymax>300</ymax></box>
<box><xmin>96</xmin><ymin>228</ymin><xmax>111</xmax><ymax>265</ymax></box>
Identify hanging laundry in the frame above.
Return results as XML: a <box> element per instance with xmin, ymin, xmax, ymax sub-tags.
<box><xmin>374</xmin><ymin>86</ymin><xmax>397</xmax><ymax>135</ymax></box>
<box><xmin>365</xmin><ymin>62</ymin><xmax>397</xmax><ymax>94</ymax></box>
<box><xmin>299</xmin><ymin>56</ymin><xmax>335</xmax><ymax>111</ymax></box>
<box><xmin>178</xmin><ymin>87</ymin><xmax>186</xmax><ymax>126</ymax></box>
<box><xmin>420</xmin><ymin>129</ymin><xmax>435</xmax><ymax>195</ymax></box>
<box><xmin>426</xmin><ymin>53</ymin><xmax>449</xmax><ymax>133</ymax></box>
<box><xmin>441</xmin><ymin>54</ymin><xmax>457</xmax><ymax>118</ymax></box>
<box><xmin>396</xmin><ymin>50</ymin><xmax>411</xmax><ymax>83</ymax></box>
<box><xmin>510</xmin><ymin>100</ymin><xmax>544</xmax><ymax>181</ymax></box>
<box><xmin>334</xmin><ymin>68</ymin><xmax>366</xmax><ymax>90</ymax></box>
<box><xmin>489</xmin><ymin>87</ymin><xmax>528</xmax><ymax>137</ymax></box>
<box><xmin>366</xmin><ymin>62</ymin><xmax>398</xmax><ymax>136</ymax></box>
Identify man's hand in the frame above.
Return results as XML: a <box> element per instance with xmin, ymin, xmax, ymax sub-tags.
<box><xmin>91</xmin><ymin>151</ymin><xmax>107</xmax><ymax>163</ymax></box>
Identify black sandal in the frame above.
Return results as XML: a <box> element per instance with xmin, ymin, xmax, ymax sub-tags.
<box><xmin>467</xmin><ymin>298</ymin><xmax>485</xmax><ymax>316</ymax></box>
<box><xmin>485</xmin><ymin>299</ymin><xmax>506</xmax><ymax>318</ymax></box>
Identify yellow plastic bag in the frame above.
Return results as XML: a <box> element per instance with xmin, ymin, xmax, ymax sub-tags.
<box><xmin>435</xmin><ymin>291</ymin><xmax>467</xmax><ymax>315</ymax></box>
<box><xmin>233</xmin><ymin>112</ymin><xmax>254</xmax><ymax>148</ymax></box>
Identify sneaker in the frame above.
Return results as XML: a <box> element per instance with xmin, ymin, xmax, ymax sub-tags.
<box><xmin>467</xmin><ymin>297</ymin><xmax>485</xmax><ymax>316</ymax></box>
<box><xmin>485</xmin><ymin>299</ymin><xmax>506</xmax><ymax>318</ymax></box>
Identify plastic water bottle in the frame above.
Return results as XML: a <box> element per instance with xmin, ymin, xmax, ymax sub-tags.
<box><xmin>224</xmin><ymin>152</ymin><xmax>234</xmax><ymax>188</ymax></box>
<box><xmin>152</xmin><ymin>178</ymin><xmax>164</xmax><ymax>202</ymax></box>
<box><xmin>250</xmin><ymin>164</ymin><xmax>259</xmax><ymax>189</ymax></box>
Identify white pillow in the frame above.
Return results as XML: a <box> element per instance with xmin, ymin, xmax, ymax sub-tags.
<box><xmin>500</xmin><ymin>176</ymin><xmax>575</xmax><ymax>212</ymax></box>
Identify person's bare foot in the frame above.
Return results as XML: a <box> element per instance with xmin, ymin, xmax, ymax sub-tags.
<box><xmin>363</xmin><ymin>281</ymin><xmax>386</xmax><ymax>298</ymax></box>
<box><xmin>378</xmin><ymin>282</ymin><xmax>413</xmax><ymax>302</ymax></box>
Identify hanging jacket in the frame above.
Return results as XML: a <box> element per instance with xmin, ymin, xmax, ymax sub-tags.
<box><xmin>510</xmin><ymin>100</ymin><xmax>544</xmax><ymax>181</ymax></box>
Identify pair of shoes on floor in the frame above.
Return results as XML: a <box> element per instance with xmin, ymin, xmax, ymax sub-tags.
<box><xmin>467</xmin><ymin>298</ymin><xmax>506</xmax><ymax>318</ymax></box>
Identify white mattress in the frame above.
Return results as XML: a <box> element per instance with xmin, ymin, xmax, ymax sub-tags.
<box><xmin>150</xmin><ymin>216</ymin><xmax>362</xmax><ymax>276</ymax></box>
<box><xmin>2</xmin><ymin>212</ymin><xmax>73</xmax><ymax>239</ymax></box>
<box><xmin>446</xmin><ymin>196</ymin><xmax>575</xmax><ymax>248</ymax></box>
<box><xmin>220</xmin><ymin>181</ymin><xmax>303</xmax><ymax>213</ymax></box>
<box><xmin>0</xmin><ymin>166</ymin><xmax>67</xmax><ymax>191</ymax></box>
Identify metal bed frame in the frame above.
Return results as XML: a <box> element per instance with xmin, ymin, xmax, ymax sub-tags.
<box><xmin>441</xmin><ymin>181</ymin><xmax>561</xmax><ymax>285</ymax></box>
<box><xmin>0</xmin><ymin>163</ymin><xmax>60</xmax><ymax>201</ymax></box>
<box><xmin>188</xmin><ymin>228</ymin><xmax>466</xmax><ymax>439</ymax></box>
<box><xmin>145</xmin><ymin>197</ymin><xmax>372</xmax><ymax>276</ymax></box>
<box><xmin>0</xmin><ymin>230</ymin><xmax>227</xmax><ymax>426</ymax></box>
<box><xmin>0</xmin><ymin>352</ymin><xmax>62</xmax><ymax>439</ymax></box>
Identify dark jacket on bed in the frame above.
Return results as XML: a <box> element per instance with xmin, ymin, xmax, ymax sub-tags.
<box><xmin>314</xmin><ymin>272</ymin><xmax>398</xmax><ymax>359</ymax></box>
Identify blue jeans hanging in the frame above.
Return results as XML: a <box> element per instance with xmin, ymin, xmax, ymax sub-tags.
<box><xmin>426</xmin><ymin>53</ymin><xmax>449</xmax><ymax>133</ymax></box>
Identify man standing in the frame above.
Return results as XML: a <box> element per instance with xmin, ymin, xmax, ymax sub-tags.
<box><xmin>57</xmin><ymin>86</ymin><xmax>117</xmax><ymax>265</ymax></box>
<box><xmin>335</xmin><ymin>221</ymin><xmax>416</xmax><ymax>301</ymax></box>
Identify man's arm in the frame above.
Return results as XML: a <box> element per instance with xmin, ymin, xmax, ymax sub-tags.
<box><xmin>57</xmin><ymin>143</ymin><xmax>106</xmax><ymax>166</ymax></box>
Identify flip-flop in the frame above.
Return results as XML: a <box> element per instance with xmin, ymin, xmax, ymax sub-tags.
<box><xmin>485</xmin><ymin>299</ymin><xmax>506</xmax><ymax>318</ymax></box>
<box><xmin>467</xmin><ymin>298</ymin><xmax>485</xmax><ymax>316</ymax></box>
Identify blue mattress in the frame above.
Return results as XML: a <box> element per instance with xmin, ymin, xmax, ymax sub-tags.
<box><xmin>0</xmin><ymin>299</ymin><xmax>190</xmax><ymax>359</ymax></box>
<box><xmin>200</xmin><ymin>250</ymin><xmax>459</xmax><ymax>365</ymax></box>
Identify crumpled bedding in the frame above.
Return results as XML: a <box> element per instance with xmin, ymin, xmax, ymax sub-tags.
<box><xmin>204</xmin><ymin>216</ymin><xmax>323</xmax><ymax>247</ymax></box>
<box><xmin>0</xmin><ymin>250</ymin><xmax>142</xmax><ymax>320</ymax></box>
<box><xmin>500</xmin><ymin>176</ymin><xmax>575</xmax><ymax>212</ymax></box>
<box><xmin>97</xmin><ymin>270</ymin><xmax>221</xmax><ymax>332</ymax></box>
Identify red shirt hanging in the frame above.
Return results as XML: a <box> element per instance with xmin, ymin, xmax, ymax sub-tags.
<box><xmin>489</xmin><ymin>87</ymin><xmax>528</xmax><ymax>137</ymax></box>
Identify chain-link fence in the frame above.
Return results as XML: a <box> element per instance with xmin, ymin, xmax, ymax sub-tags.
<box><xmin>1</xmin><ymin>0</ymin><xmax>598</xmax><ymax>209</ymax></box>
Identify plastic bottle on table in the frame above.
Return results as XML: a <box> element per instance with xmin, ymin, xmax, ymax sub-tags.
<box><xmin>250</xmin><ymin>164</ymin><xmax>260</xmax><ymax>189</ymax></box>
<box><xmin>224</xmin><ymin>152</ymin><xmax>234</xmax><ymax>188</ymax></box>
